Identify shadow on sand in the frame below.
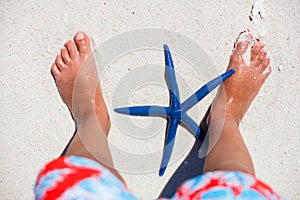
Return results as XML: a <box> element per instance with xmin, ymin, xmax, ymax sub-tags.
<box><xmin>159</xmin><ymin>138</ymin><xmax>207</xmax><ymax>198</ymax></box>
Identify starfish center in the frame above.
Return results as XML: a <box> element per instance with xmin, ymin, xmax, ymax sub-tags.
<box><xmin>171</xmin><ymin>108</ymin><xmax>182</xmax><ymax>119</ymax></box>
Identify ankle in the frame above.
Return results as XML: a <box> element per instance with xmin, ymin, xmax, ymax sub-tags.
<box><xmin>74</xmin><ymin>112</ymin><xmax>95</xmax><ymax>128</ymax></box>
<box><xmin>208</xmin><ymin>110</ymin><xmax>240</xmax><ymax>128</ymax></box>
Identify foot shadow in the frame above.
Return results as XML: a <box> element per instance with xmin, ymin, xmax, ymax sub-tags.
<box><xmin>159</xmin><ymin>139</ymin><xmax>206</xmax><ymax>198</ymax></box>
<box><xmin>60</xmin><ymin>131</ymin><xmax>76</xmax><ymax>156</ymax></box>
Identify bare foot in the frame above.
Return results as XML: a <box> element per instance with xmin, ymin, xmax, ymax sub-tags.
<box><xmin>210</xmin><ymin>32</ymin><xmax>271</xmax><ymax>125</ymax></box>
<box><xmin>51</xmin><ymin>31</ymin><xmax>110</xmax><ymax>134</ymax></box>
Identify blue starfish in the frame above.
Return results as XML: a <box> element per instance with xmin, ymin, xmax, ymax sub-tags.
<box><xmin>114</xmin><ymin>44</ymin><xmax>234</xmax><ymax>176</ymax></box>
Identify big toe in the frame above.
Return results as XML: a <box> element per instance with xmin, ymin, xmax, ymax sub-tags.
<box><xmin>229</xmin><ymin>32</ymin><xmax>253</xmax><ymax>67</ymax></box>
<box><xmin>232</xmin><ymin>32</ymin><xmax>253</xmax><ymax>57</ymax></box>
<box><xmin>73</xmin><ymin>31</ymin><xmax>91</xmax><ymax>56</ymax></box>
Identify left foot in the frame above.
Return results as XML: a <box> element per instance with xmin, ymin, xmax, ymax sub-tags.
<box><xmin>51</xmin><ymin>32</ymin><xmax>110</xmax><ymax>134</ymax></box>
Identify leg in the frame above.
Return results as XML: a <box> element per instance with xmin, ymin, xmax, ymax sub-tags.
<box><xmin>203</xmin><ymin>32</ymin><xmax>271</xmax><ymax>176</ymax></box>
<box><xmin>51</xmin><ymin>31</ymin><xmax>125</xmax><ymax>183</ymax></box>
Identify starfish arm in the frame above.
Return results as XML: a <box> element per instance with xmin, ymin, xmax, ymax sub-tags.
<box><xmin>181</xmin><ymin>113</ymin><xmax>205</xmax><ymax>142</ymax></box>
<box><xmin>159</xmin><ymin>117</ymin><xmax>179</xmax><ymax>176</ymax></box>
<box><xmin>164</xmin><ymin>44</ymin><xmax>180</xmax><ymax>109</ymax></box>
<box><xmin>181</xmin><ymin>68</ymin><xmax>235</xmax><ymax>112</ymax></box>
<box><xmin>114</xmin><ymin>106</ymin><xmax>169</xmax><ymax>117</ymax></box>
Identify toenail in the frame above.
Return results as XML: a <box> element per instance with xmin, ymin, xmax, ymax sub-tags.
<box><xmin>76</xmin><ymin>32</ymin><xmax>85</xmax><ymax>40</ymax></box>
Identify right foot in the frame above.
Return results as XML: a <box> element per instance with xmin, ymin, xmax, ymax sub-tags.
<box><xmin>209</xmin><ymin>32</ymin><xmax>271</xmax><ymax>125</ymax></box>
<box><xmin>51</xmin><ymin>32</ymin><xmax>110</xmax><ymax>134</ymax></box>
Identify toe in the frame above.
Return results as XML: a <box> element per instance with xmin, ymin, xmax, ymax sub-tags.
<box><xmin>229</xmin><ymin>32</ymin><xmax>253</xmax><ymax>67</ymax></box>
<box><xmin>251</xmin><ymin>45</ymin><xmax>268</xmax><ymax>67</ymax></box>
<box><xmin>51</xmin><ymin>63</ymin><xmax>60</xmax><ymax>77</ymax></box>
<box><xmin>233</xmin><ymin>41</ymin><xmax>251</xmax><ymax>56</ymax></box>
<box><xmin>260</xmin><ymin>55</ymin><xmax>270</xmax><ymax>72</ymax></box>
<box><xmin>64</xmin><ymin>40</ymin><xmax>78</xmax><ymax>59</ymax></box>
<box><xmin>232</xmin><ymin>32</ymin><xmax>253</xmax><ymax>56</ymax></box>
<box><xmin>250</xmin><ymin>41</ymin><xmax>264</xmax><ymax>62</ymax></box>
<box><xmin>258</xmin><ymin>49</ymin><xmax>268</xmax><ymax>63</ymax></box>
<box><xmin>229</xmin><ymin>53</ymin><xmax>243</xmax><ymax>67</ymax></box>
<box><xmin>61</xmin><ymin>47</ymin><xmax>71</xmax><ymax>64</ymax></box>
<box><xmin>73</xmin><ymin>31</ymin><xmax>91</xmax><ymax>56</ymax></box>
<box><xmin>55</xmin><ymin>55</ymin><xmax>65</xmax><ymax>71</ymax></box>
<box><xmin>262</xmin><ymin>65</ymin><xmax>272</xmax><ymax>77</ymax></box>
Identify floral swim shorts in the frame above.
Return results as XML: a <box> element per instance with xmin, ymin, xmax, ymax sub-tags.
<box><xmin>35</xmin><ymin>156</ymin><xmax>284</xmax><ymax>200</ymax></box>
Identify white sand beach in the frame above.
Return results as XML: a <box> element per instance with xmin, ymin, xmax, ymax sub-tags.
<box><xmin>0</xmin><ymin>0</ymin><xmax>299</xmax><ymax>199</ymax></box>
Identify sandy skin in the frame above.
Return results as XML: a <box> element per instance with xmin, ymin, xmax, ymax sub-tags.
<box><xmin>51</xmin><ymin>32</ymin><xmax>125</xmax><ymax>182</ymax></box>
<box><xmin>204</xmin><ymin>32</ymin><xmax>271</xmax><ymax>175</ymax></box>
<box><xmin>51</xmin><ymin>31</ymin><xmax>110</xmax><ymax>135</ymax></box>
<box><xmin>210</xmin><ymin>32</ymin><xmax>271</xmax><ymax>125</ymax></box>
